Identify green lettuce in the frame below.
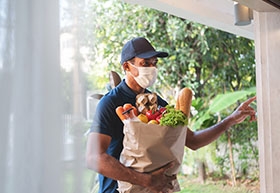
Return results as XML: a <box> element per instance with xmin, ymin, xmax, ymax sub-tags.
<box><xmin>159</xmin><ymin>105</ymin><xmax>188</xmax><ymax>127</ymax></box>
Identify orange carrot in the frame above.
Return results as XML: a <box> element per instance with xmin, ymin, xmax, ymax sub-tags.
<box><xmin>132</xmin><ymin>106</ymin><xmax>138</xmax><ymax>116</ymax></box>
<box><xmin>115</xmin><ymin>106</ymin><xmax>126</xmax><ymax>121</ymax></box>
<box><xmin>123</xmin><ymin>103</ymin><xmax>132</xmax><ymax>110</ymax></box>
<box><xmin>123</xmin><ymin>103</ymin><xmax>138</xmax><ymax>117</ymax></box>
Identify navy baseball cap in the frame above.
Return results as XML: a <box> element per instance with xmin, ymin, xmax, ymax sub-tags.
<box><xmin>120</xmin><ymin>37</ymin><xmax>168</xmax><ymax>64</ymax></box>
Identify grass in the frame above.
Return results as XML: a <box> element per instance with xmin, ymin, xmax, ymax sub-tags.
<box><xmin>64</xmin><ymin>169</ymin><xmax>259</xmax><ymax>193</ymax></box>
<box><xmin>180</xmin><ymin>181</ymin><xmax>251</xmax><ymax>193</ymax></box>
<box><xmin>178</xmin><ymin>175</ymin><xmax>259</xmax><ymax>193</ymax></box>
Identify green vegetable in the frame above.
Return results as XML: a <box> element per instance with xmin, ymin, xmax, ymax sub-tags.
<box><xmin>159</xmin><ymin>105</ymin><xmax>188</xmax><ymax>127</ymax></box>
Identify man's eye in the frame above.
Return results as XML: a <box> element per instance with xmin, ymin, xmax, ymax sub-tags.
<box><xmin>143</xmin><ymin>59</ymin><xmax>158</xmax><ymax>66</ymax></box>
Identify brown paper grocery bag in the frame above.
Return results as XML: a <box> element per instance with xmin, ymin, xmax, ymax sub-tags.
<box><xmin>118</xmin><ymin>120</ymin><xmax>187</xmax><ymax>193</ymax></box>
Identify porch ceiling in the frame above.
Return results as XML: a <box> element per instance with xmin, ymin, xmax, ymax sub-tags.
<box><xmin>123</xmin><ymin>0</ymin><xmax>278</xmax><ymax>40</ymax></box>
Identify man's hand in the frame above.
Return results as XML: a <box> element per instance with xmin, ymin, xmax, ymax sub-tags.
<box><xmin>228</xmin><ymin>96</ymin><xmax>257</xmax><ymax>125</ymax></box>
<box><xmin>146</xmin><ymin>161</ymin><xmax>177</xmax><ymax>193</ymax></box>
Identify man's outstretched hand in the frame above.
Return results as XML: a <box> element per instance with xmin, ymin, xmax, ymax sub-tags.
<box><xmin>228</xmin><ymin>96</ymin><xmax>257</xmax><ymax>125</ymax></box>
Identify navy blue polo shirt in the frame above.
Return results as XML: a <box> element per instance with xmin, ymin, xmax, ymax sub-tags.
<box><xmin>90</xmin><ymin>80</ymin><xmax>168</xmax><ymax>193</ymax></box>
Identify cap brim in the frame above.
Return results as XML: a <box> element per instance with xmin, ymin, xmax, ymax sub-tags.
<box><xmin>136</xmin><ymin>51</ymin><xmax>168</xmax><ymax>59</ymax></box>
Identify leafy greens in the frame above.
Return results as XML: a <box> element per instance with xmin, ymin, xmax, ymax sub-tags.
<box><xmin>159</xmin><ymin>105</ymin><xmax>188</xmax><ymax>127</ymax></box>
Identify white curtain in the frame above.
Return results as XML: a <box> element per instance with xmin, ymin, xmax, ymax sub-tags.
<box><xmin>0</xmin><ymin>0</ymin><xmax>86</xmax><ymax>192</ymax></box>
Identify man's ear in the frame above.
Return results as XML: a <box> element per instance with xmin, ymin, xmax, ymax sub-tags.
<box><xmin>122</xmin><ymin>62</ymin><xmax>129</xmax><ymax>71</ymax></box>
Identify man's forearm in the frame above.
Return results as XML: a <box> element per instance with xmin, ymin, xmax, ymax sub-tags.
<box><xmin>186</xmin><ymin>116</ymin><xmax>234</xmax><ymax>150</ymax></box>
<box><xmin>86</xmin><ymin>152</ymin><xmax>150</xmax><ymax>187</ymax></box>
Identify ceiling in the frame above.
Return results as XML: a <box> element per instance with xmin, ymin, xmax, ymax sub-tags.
<box><xmin>124</xmin><ymin>0</ymin><xmax>279</xmax><ymax>40</ymax></box>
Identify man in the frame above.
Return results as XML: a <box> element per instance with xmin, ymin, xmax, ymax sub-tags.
<box><xmin>86</xmin><ymin>37</ymin><xmax>256</xmax><ymax>193</ymax></box>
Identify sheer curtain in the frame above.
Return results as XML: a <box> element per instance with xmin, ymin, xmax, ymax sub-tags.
<box><xmin>0</xmin><ymin>0</ymin><xmax>86</xmax><ymax>193</ymax></box>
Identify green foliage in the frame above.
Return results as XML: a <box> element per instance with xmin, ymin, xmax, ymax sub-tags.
<box><xmin>189</xmin><ymin>97</ymin><xmax>216</xmax><ymax>131</ymax></box>
<box><xmin>208</xmin><ymin>87</ymin><xmax>256</xmax><ymax>113</ymax></box>
<box><xmin>85</xmin><ymin>0</ymin><xmax>256</xmax><ymax>97</ymax></box>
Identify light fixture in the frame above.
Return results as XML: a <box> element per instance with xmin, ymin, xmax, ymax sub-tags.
<box><xmin>234</xmin><ymin>2</ymin><xmax>253</xmax><ymax>26</ymax></box>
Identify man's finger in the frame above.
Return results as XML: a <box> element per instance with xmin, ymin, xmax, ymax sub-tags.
<box><xmin>242</xmin><ymin>96</ymin><xmax>256</xmax><ymax>107</ymax></box>
<box><xmin>161</xmin><ymin>161</ymin><xmax>175</xmax><ymax>172</ymax></box>
<box><xmin>167</xmin><ymin>174</ymin><xmax>176</xmax><ymax>181</ymax></box>
<box><xmin>165</xmin><ymin>181</ymin><xmax>174</xmax><ymax>190</ymax></box>
<box><xmin>150</xmin><ymin>161</ymin><xmax>175</xmax><ymax>175</ymax></box>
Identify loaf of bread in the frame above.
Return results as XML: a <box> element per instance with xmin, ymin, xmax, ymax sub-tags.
<box><xmin>135</xmin><ymin>93</ymin><xmax>157</xmax><ymax>114</ymax></box>
<box><xmin>175</xmin><ymin>87</ymin><xmax>193</xmax><ymax>118</ymax></box>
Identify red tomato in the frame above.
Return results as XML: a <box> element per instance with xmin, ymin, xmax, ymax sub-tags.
<box><xmin>145</xmin><ymin>110</ymin><xmax>160</xmax><ymax>121</ymax></box>
<box><xmin>156</xmin><ymin>114</ymin><xmax>163</xmax><ymax>123</ymax></box>
<box><xmin>159</xmin><ymin>107</ymin><xmax>167</xmax><ymax>114</ymax></box>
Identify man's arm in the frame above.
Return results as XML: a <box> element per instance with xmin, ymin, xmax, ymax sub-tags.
<box><xmin>85</xmin><ymin>132</ymin><xmax>176</xmax><ymax>192</ymax></box>
<box><xmin>186</xmin><ymin>96</ymin><xmax>256</xmax><ymax>150</ymax></box>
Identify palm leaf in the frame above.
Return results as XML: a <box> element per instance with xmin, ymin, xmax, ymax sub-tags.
<box><xmin>208</xmin><ymin>87</ymin><xmax>256</xmax><ymax>113</ymax></box>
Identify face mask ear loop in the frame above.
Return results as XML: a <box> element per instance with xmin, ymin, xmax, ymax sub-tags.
<box><xmin>126</xmin><ymin>62</ymin><xmax>137</xmax><ymax>77</ymax></box>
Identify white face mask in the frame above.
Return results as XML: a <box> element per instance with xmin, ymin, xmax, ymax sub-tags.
<box><xmin>129</xmin><ymin>64</ymin><xmax>158</xmax><ymax>88</ymax></box>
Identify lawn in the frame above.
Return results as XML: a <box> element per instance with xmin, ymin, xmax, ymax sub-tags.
<box><xmin>179</xmin><ymin>175</ymin><xmax>259</xmax><ymax>193</ymax></box>
<box><xmin>65</xmin><ymin>169</ymin><xmax>259</xmax><ymax>193</ymax></box>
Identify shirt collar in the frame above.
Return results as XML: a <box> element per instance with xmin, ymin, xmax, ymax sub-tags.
<box><xmin>118</xmin><ymin>79</ymin><xmax>150</xmax><ymax>98</ymax></box>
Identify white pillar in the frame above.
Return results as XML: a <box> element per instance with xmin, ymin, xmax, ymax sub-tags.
<box><xmin>254</xmin><ymin>11</ymin><xmax>280</xmax><ymax>193</ymax></box>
